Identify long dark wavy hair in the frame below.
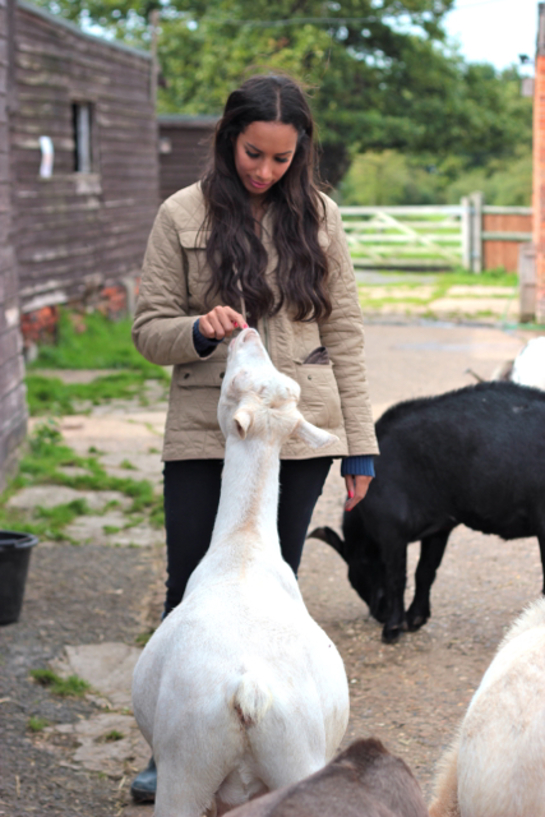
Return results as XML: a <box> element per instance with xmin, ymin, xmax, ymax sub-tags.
<box><xmin>201</xmin><ymin>75</ymin><xmax>332</xmax><ymax>324</ymax></box>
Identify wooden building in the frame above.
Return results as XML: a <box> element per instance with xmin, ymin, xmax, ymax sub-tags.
<box><xmin>0</xmin><ymin>0</ymin><xmax>27</xmax><ymax>492</ymax></box>
<box><xmin>0</xmin><ymin>0</ymin><xmax>160</xmax><ymax>488</ymax></box>
<box><xmin>12</xmin><ymin>0</ymin><xmax>159</xmax><ymax>316</ymax></box>
<box><xmin>158</xmin><ymin>114</ymin><xmax>217</xmax><ymax>201</ymax></box>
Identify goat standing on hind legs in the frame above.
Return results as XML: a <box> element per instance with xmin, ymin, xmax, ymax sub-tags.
<box><xmin>132</xmin><ymin>328</ymin><xmax>349</xmax><ymax>817</ymax></box>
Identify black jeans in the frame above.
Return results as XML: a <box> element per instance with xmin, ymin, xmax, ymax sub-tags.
<box><xmin>163</xmin><ymin>457</ymin><xmax>333</xmax><ymax>615</ymax></box>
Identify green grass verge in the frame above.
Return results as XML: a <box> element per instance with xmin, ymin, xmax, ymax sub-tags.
<box><xmin>28</xmin><ymin>308</ymin><xmax>168</xmax><ymax>377</ymax></box>
<box><xmin>26</xmin><ymin>371</ymin><xmax>156</xmax><ymax>416</ymax></box>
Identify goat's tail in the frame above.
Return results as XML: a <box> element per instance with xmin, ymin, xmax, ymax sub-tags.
<box><xmin>233</xmin><ymin>673</ymin><xmax>273</xmax><ymax>729</ymax></box>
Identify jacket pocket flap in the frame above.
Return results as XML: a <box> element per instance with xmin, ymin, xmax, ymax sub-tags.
<box><xmin>178</xmin><ymin>230</ymin><xmax>210</xmax><ymax>249</ymax></box>
<box><xmin>176</xmin><ymin>358</ymin><xmax>227</xmax><ymax>387</ymax></box>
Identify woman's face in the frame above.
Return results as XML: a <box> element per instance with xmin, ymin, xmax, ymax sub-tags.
<box><xmin>234</xmin><ymin>120</ymin><xmax>299</xmax><ymax>199</ymax></box>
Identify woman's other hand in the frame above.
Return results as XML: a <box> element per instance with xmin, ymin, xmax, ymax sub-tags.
<box><xmin>198</xmin><ymin>306</ymin><xmax>247</xmax><ymax>340</ymax></box>
<box><xmin>344</xmin><ymin>474</ymin><xmax>373</xmax><ymax>512</ymax></box>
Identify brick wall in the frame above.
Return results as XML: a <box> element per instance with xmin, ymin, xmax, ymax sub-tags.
<box><xmin>0</xmin><ymin>0</ymin><xmax>27</xmax><ymax>492</ymax></box>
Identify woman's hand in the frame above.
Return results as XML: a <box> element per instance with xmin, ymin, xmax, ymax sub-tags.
<box><xmin>198</xmin><ymin>306</ymin><xmax>247</xmax><ymax>340</ymax></box>
<box><xmin>344</xmin><ymin>474</ymin><xmax>373</xmax><ymax>512</ymax></box>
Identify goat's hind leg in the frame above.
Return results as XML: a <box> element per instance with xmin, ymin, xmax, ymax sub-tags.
<box><xmin>154</xmin><ymin>762</ymin><xmax>217</xmax><ymax>817</ymax></box>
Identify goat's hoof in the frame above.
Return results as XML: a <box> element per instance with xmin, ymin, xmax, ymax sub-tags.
<box><xmin>381</xmin><ymin>624</ymin><xmax>403</xmax><ymax>644</ymax></box>
<box><xmin>406</xmin><ymin>605</ymin><xmax>430</xmax><ymax>632</ymax></box>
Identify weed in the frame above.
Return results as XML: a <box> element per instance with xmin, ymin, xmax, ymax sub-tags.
<box><xmin>30</xmin><ymin>669</ymin><xmax>91</xmax><ymax>697</ymax></box>
<box><xmin>103</xmin><ymin>729</ymin><xmax>124</xmax><ymax>742</ymax></box>
<box><xmin>135</xmin><ymin>629</ymin><xmax>156</xmax><ymax>647</ymax></box>
<box><xmin>119</xmin><ymin>459</ymin><xmax>137</xmax><ymax>471</ymax></box>
<box><xmin>27</xmin><ymin>715</ymin><xmax>49</xmax><ymax>732</ymax></box>
<box><xmin>103</xmin><ymin>525</ymin><xmax>121</xmax><ymax>535</ymax></box>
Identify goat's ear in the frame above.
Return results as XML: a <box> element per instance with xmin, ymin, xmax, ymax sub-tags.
<box><xmin>233</xmin><ymin>407</ymin><xmax>253</xmax><ymax>439</ymax></box>
<box><xmin>294</xmin><ymin>416</ymin><xmax>338</xmax><ymax>449</ymax></box>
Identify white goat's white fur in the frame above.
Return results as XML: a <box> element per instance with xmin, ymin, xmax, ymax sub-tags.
<box><xmin>430</xmin><ymin>596</ymin><xmax>545</xmax><ymax>817</ymax></box>
<box><xmin>132</xmin><ymin>329</ymin><xmax>349</xmax><ymax>817</ymax></box>
<box><xmin>511</xmin><ymin>336</ymin><xmax>545</xmax><ymax>391</ymax></box>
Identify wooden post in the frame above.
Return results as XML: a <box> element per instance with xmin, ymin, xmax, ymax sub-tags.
<box><xmin>468</xmin><ymin>191</ymin><xmax>484</xmax><ymax>273</ymax></box>
<box><xmin>534</xmin><ymin>3</ymin><xmax>545</xmax><ymax>323</ymax></box>
<box><xmin>519</xmin><ymin>243</ymin><xmax>537</xmax><ymax>322</ymax></box>
<box><xmin>460</xmin><ymin>196</ymin><xmax>471</xmax><ymax>269</ymax></box>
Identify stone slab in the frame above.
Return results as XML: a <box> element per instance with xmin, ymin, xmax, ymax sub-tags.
<box><xmin>6</xmin><ymin>485</ymin><xmax>130</xmax><ymax>512</ymax></box>
<box><xmin>65</xmin><ymin>515</ymin><xmax>162</xmax><ymax>548</ymax></box>
<box><xmin>51</xmin><ymin>641</ymin><xmax>142</xmax><ymax>709</ymax></box>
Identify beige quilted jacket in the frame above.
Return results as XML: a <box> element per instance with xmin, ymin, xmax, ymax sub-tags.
<box><xmin>132</xmin><ymin>183</ymin><xmax>379</xmax><ymax>461</ymax></box>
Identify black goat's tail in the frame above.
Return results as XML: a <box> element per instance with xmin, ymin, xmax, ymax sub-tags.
<box><xmin>308</xmin><ymin>526</ymin><xmax>345</xmax><ymax>558</ymax></box>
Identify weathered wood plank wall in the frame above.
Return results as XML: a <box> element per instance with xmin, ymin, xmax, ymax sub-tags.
<box><xmin>483</xmin><ymin>213</ymin><xmax>533</xmax><ymax>272</ymax></box>
<box><xmin>0</xmin><ymin>0</ymin><xmax>27</xmax><ymax>491</ymax></box>
<box><xmin>158</xmin><ymin>115</ymin><xmax>217</xmax><ymax>201</ymax></box>
<box><xmin>13</xmin><ymin>1</ymin><xmax>159</xmax><ymax>314</ymax></box>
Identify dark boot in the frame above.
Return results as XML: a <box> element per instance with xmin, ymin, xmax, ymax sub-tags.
<box><xmin>130</xmin><ymin>756</ymin><xmax>156</xmax><ymax>803</ymax></box>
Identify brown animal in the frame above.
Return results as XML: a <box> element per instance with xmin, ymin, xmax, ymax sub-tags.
<box><xmin>226</xmin><ymin>738</ymin><xmax>428</xmax><ymax>817</ymax></box>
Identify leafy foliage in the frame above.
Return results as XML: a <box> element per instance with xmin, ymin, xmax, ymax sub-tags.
<box><xmin>31</xmin><ymin>0</ymin><xmax>531</xmax><ymax>187</ymax></box>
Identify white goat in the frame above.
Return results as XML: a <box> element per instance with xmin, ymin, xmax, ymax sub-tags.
<box><xmin>430</xmin><ymin>596</ymin><xmax>545</xmax><ymax>817</ymax></box>
<box><xmin>510</xmin><ymin>336</ymin><xmax>545</xmax><ymax>390</ymax></box>
<box><xmin>132</xmin><ymin>328</ymin><xmax>349</xmax><ymax>817</ymax></box>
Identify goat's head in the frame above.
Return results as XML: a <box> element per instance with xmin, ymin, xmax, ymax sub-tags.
<box><xmin>218</xmin><ymin>328</ymin><xmax>338</xmax><ymax>449</ymax></box>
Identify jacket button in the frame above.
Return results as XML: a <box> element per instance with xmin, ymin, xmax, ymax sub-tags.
<box><xmin>307</xmin><ymin>375</ymin><xmax>312</xmax><ymax>380</ymax></box>
<box><xmin>183</xmin><ymin>372</ymin><xmax>190</xmax><ymax>380</ymax></box>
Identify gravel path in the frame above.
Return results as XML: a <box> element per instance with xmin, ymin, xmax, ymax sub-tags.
<box><xmin>1</xmin><ymin>319</ymin><xmax>541</xmax><ymax>816</ymax></box>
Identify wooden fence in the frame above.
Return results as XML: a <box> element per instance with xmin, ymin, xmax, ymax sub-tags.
<box><xmin>340</xmin><ymin>193</ymin><xmax>532</xmax><ymax>273</ymax></box>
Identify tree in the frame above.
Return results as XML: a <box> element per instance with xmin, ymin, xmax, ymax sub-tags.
<box><xmin>32</xmin><ymin>0</ymin><xmax>531</xmax><ymax>188</ymax></box>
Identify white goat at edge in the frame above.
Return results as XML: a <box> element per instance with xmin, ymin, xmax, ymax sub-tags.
<box><xmin>430</xmin><ymin>596</ymin><xmax>545</xmax><ymax>817</ymax></box>
<box><xmin>132</xmin><ymin>328</ymin><xmax>349</xmax><ymax>817</ymax></box>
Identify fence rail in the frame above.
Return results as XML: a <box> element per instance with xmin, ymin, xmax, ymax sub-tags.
<box><xmin>340</xmin><ymin>194</ymin><xmax>532</xmax><ymax>272</ymax></box>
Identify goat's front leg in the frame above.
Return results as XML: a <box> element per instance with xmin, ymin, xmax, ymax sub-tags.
<box><xmin>380</xmin><ymin>540</ymin><xmax>407</xmax><ymax>644</ymax></box>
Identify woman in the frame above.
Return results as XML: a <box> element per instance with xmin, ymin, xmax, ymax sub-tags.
<box><xmin>130</xmin><ymin>74</ymin><xmax>379</xmax><ymax>802</ymax></box>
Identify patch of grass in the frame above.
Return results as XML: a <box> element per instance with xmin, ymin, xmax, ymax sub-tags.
<box><xmin>119</xmin><ymin>459</ymin><xmax>137</xmax><ymax>470</ymax></box>
<box><xmin>0</xmin><ymin>422</ymin><xmax>161</xmax><ymax>541</ymax></box>
<box><xmin>103</xmin><ymin>729</ymin><xmax>124</xmax><ymax>742</ymax></box>
<box><xmin>26</xmin><ymin>371</ymin><xmax>159</xmax><ymax>417</ymax></box>
<box><xmin>28</xmin><ymin>308</ymin><xmax>169</xmax><ymax>379</ymax></box>
<box><xmin>27</xmin><ymin>715</ymin><xmax>49</xmax><ymax>732</ymax></box>
<box><xmin>30</xmin><ymin>669</ymin><xmax>91</xmax><ymax>697</ymax></box>
<box><xmin>135</xmin><ymin>629</ymin><xmax>155</xmax><ymax>647</ymax></box>
<box><xmin>103</xmin><ymin>525</ymin><xmax>121</xmax><ymax>535</ymax></box>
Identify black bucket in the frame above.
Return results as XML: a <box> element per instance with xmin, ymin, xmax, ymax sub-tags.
<box><xmin>0</xmin><ymin>531</ymin><xmax>38</xmax><ymax>625</ymax></box>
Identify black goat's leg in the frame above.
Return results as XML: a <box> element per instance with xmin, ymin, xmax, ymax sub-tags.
<box><xmin>406</xmin><ymin>529</ymin><xmax>452</xmax><ymax>631</ymax></box>
<box><xmin>381</xmin><ymin>542</ymin><xmax>408</xmax><ymax>644</ymax></box>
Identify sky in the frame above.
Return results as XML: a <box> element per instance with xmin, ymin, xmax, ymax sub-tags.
<box><xmin>443</xmin><ymin>0</ymin><xmax>538</xmax><ymax>73</ymax></box>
